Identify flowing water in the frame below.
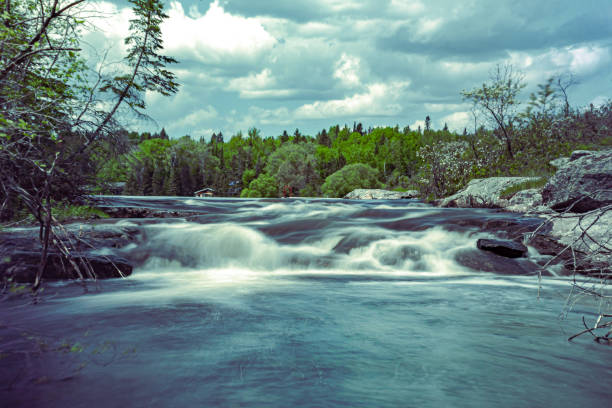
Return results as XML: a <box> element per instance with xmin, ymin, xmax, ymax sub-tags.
<box><xmin>1</xmin><ymin>197</ymin><xmax>610</xmax><ymax>407</ymax></box>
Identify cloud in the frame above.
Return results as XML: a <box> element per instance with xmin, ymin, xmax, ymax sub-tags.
<box><xmin>295</xmin><ymin>82</ymin><xmax>409</xmax><ymax>119</ymax></box>
<box><xmin>162</xmin><ymin>1</ymin><xmax>277</xmax><ymax>65</ymax></box>
<box><xmin>167</xmin><ymin>106</ymin><xmax>218</xmax><ymax>134</ymax></box>
<box><xmin>425</xmin><ymin>103</ymin><xmax>469</xmax><ymax>113</ymax></box>
<box><xmin>79</xmin><ymin>0</ymin><xmax>612</xmax><ymax>138</ymax></box>
<box><xmin>439</xmin><ymin>112</ymin><xmax>471</xmax><ymax>132</ymax></box>
<box><xmin>334</xmin><ymin>54</ymin><xmax>362</xmax><ymax>88</ymax></box>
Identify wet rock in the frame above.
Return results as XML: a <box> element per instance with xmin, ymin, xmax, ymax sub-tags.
<box><xmin>542</xmin><ymin>149</ymin><xmax>612</xmax><ymax>213</ymax></box>
<box><xmin>455</xmin><ymin>249</ymin><xmax>539</xmax><ymax>275</ymax></box>
<box><xmin>344</xmin><ymin>189</ymin><xmax>419</xmax><ymax>200</ymax></box>
<box><xmin>0</xmin><ymin>225</ymin><xmax>136</xmax><ymax>283</ymax></box>
<box><xmin>440</xmin><ymin>177</ymin><xmax>540</xmax><ymax>209</ymax></box>
<box><xmin>97</xmin><ymin>207</ymin><xmax>198</xmax><ymax>218</ymax></box>
<box><xmin>0</xmin><ymin>251</ymin><xmax>132</xmax><ymax>283</ymax></box>
<box><xmin>477</xmin><ymin>238</ymin><xmax>528</xmax><ymax>258</ymax></box>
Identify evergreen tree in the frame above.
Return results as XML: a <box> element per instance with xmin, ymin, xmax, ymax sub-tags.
<box><xmin>280</xmin><ymin>130</ymin><xmax>289</xmax><ymax>144</ymax></box>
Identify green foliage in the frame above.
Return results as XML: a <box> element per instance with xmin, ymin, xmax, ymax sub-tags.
<box><xmin>242</xmin><ymin>174</ymin><xmax>278</xmax><ymax>198</ymax></box>
<box><xmin>265</xmin><ymin>143</ymin><xmax>318</xmax><ymax>194</ymax></box>
<box><xmin>499</xmin><ymin>177</ymin><xmax>548</xmax><ymax>199</ymax></box>
<box><xmin>51</xmin><ymin>204</ymin><xmax>109</xmax><ymax>222</ymax></box>
<box><xmin>321</xmin><ymin>163</ymin><xmax>383</xmax><ymax>198</ymax></box>
<box><xmin>242</xmin><ymin>169</ymin><xmax>256</xmax><ymax>186</ymax></box>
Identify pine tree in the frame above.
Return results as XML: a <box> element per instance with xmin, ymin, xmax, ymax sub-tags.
<box><xmin>159</xmin><ymin>127</ymin><xmax>169</xmax><ymax>140</ymax></box>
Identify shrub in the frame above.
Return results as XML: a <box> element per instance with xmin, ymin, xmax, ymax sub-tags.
<box><xmin>321</xmin><ymin>163</ymin><xmax>382</xmax><ymax>198</ymax></box>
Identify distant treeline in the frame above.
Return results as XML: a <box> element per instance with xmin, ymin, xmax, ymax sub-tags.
<box><xmin>98</xmin><ymin>92</ymin><xmax>611</xmax><ymax>199</ymax></box>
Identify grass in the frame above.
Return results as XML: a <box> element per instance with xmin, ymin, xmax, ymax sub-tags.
<box><xmin>499</xmin><ymin>177</ymin><xmax>548</xmax><ymax>199</ymax></box>
<box><xmin>51</xmin><ymin>204</ymin><xmax>109</xmax><ymax>223</ymax></box>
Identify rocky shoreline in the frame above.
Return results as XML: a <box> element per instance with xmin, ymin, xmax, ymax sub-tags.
<box><xmin>344</xmin><ymin>149</ymin><xmax>611</xmax><ymax>276</ymax></box>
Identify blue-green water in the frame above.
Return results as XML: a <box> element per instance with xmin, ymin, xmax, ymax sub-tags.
<box><xmin>1</xmin><ymin>198</ymin><xmax>610</xmax><ymax>407</ymax></box>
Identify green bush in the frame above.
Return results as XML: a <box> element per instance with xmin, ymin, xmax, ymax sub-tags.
<box><xmin>321</xmin><ymin>163</ymin><xmax>382</xmax><ymax>198</ymax></box>
<box><xmin>241</xmin><ymin>174</ymin><xmax>278</xmax><ymax>198</ymax></box>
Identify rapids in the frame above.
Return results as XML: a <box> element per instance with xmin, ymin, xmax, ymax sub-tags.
<box><xmin>1</xmin><ymin>197</ymin><xmax>610</xmax><ymax>407</ymax></box>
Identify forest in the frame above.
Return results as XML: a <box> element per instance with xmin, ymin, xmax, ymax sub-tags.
<box><xmin>98</xmin><ymin>90</ymin><xmax>612</xmax><ymax>202</ymax></box>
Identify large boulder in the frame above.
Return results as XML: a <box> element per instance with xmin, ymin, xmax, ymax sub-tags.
<box><xmin>542</xmin><ymin>149</ymin><xmax>612</xmax><ymax>213</ymax></box>
<box><xmin>454</xmin><ymin>249</ymin><xmax>540</xmax><ymax>275</ymax></box>
<box><xmin>477</xmin><ymin>238</ymin><xmax>528</xmax><ymax>258</ymax></box>
<box><xmin>344</xmin><ymin>189</ymin><xmax>419</xmax><ymax>200</ymax></box>
<box><xmin>440</xmin><ymin>177</ymin><xmax>541</xmax><ymax>209</ymax></box>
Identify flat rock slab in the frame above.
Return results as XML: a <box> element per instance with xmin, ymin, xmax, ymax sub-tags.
<box><xmin>440</xmin><ymin>177</ymin><xmax>541</xmax><ymax>209</ymax></box>
<box><xmin>344</xmin><ymin>189</ymin><xmax>419</xmax><ymax>200</ymax></box>
<box><xmin>477</xmin><ymin>238</ymin><xmax>528</xmax><ymax>258</ymax></box>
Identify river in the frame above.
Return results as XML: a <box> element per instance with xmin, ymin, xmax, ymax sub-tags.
<box><xmin>1</xmin><ymin>197</ymin><xmax>610</xmax><ymax>407</ymax></box>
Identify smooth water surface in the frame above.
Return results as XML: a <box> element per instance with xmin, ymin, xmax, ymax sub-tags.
<box><xmin>1</xmin><ymin>197</ymin><xmax>610</xmax><ymax>407</ymax></box>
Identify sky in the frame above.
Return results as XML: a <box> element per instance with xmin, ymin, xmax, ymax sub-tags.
<box><xmin>83</xmin><ymin>0</ymin><xmax>612</xmax><ymax>139</ymax></box>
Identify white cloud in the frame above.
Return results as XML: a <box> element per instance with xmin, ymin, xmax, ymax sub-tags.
<box><xmin>168</xmin><ymin>106</ymin><xmax>218</xmax><ymax>133</ymax></box>
<box><xmin>228</xmin><ymin>69</ymin><xmax>300</xmax><ymax>99</ymax></box>
<box><xmin>425</xmin><ymin>103</ymin><xmax>468</xmax><ymax>112</ymax></box>
<box><xmin>414</xmin><ymin>17</ymin><xmax>443</xmax><ymax>39</ymax></box>
<box><xmin>295</xmin><ymin>81</ymin><xmax>409</xmax><ymax>119</ymax></box>
<box><xmin>229</xmin><ymin>69</ymin><xmax>275</xmax><ymax>91</ymax></box>
<box><xmin>410</xmin><ymin>120</ymin><xmax>425</xmax><ymax>130</ymax></box>
<box><xmin>334</xmin><ymin>54</ymin><xmax>362</xmax><ymax>88</ymax></box>
<box><xmin>439</xmin><ymin>111</ymin><xmax>471</xmax><ymax>132</ymax></box>
<box><xmin>568</xmin><ymin>46</ymin><xmax>610</xmax><ymax>75</ymax></box>
<box><xmin>162</xmin><ymin>1</ymin><xmax>276</xmax><ymax>65</ymax></box>
<box><xmin>590</xmin><ymin>95</ymin><xmax>610</xmax><ymax>108</ymax></box>
<box><xmin>82</xmin><ymin>1</ymin><xmax>132</xmax><ymax>39</ymax></box>
<box><xmin>389</xmin><ymin>0</ymin><xmax>425</xmax><ymax>15</ymax></box>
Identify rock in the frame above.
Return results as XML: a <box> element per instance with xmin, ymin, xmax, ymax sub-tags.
<box><xmin>569</xmin><ymin>150</ymin><xmax>593</xmax><ymax>161</ymax></box>
<box><xmin>549</xmin><ymin>157</ymin><xmax>570</xmax><ymax>169</ymax></box>
<box><xmin>543</xmin><ymin>208</ymin><xmax>612</xmax><ymax>254</ymax></box>
<box><xmin>0</xmin><ymin>251</ymin><xmax>132</xmax><ymax>283</ymax></box>
<box><xmin>0</xmin><ymin>224</ymin><xmax>137</xmax><ymax>284</ymax></box>
<box><xmin>527</xmin><ymin>233</ymin><xmax>609</xmax><ymax>276</ymax></box>
<box><xmin>440</xmin><ymin>177</ymin><xmax>541</xmax><ymax>209</ymax></box>
<box><xmin>505</xmin><ymin>188</ymin><xmax>546</xmax><ymax>213</ymax></box>
<box><xmin>455</xmin><ymin>249</ymin><xmax>539</xmax><ymax>275</ymax></box>
<box><xmin>344</xmin><ymin>189</ymin><xmax>419</xmax><ymax>200</ymax></box>
<box><xmin>97</xmin><ymin>207</ymin><xmax>197</xmax><ymax>218</ymax></box>
<box><xmin>542</xmin><ymin>149</ymin><xmax>612</xmax><ymax>213</ymax></box>
<box><xmin>477</xmin><ymin>238</ymin><xmax>528</xmax><ymax>258</ymax></box>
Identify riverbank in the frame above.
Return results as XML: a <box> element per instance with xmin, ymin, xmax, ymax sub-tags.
<box><xmin>343</xmin><ymin>149</ymin><xmax>611</xmax><ymax>277</ymax></box>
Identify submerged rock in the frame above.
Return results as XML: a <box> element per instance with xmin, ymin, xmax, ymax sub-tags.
<box><xmin>439</xmin><ymin>177</ymin><xmax>540</xmax><ymax>209</ymax></box>
<box><xmin>477</xmin><ymin>238</ymin><xmax>528</xmax><ymax>258</ymax></box>
<box><xmin>542</xmin><ymin>149</ymin><xmax>612</xmax><ymax>213</ymax></box>
<box><xmin>344</xmin><ymin>189</ymin><xmax>419</xmax><ymax>200</ymax></box>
